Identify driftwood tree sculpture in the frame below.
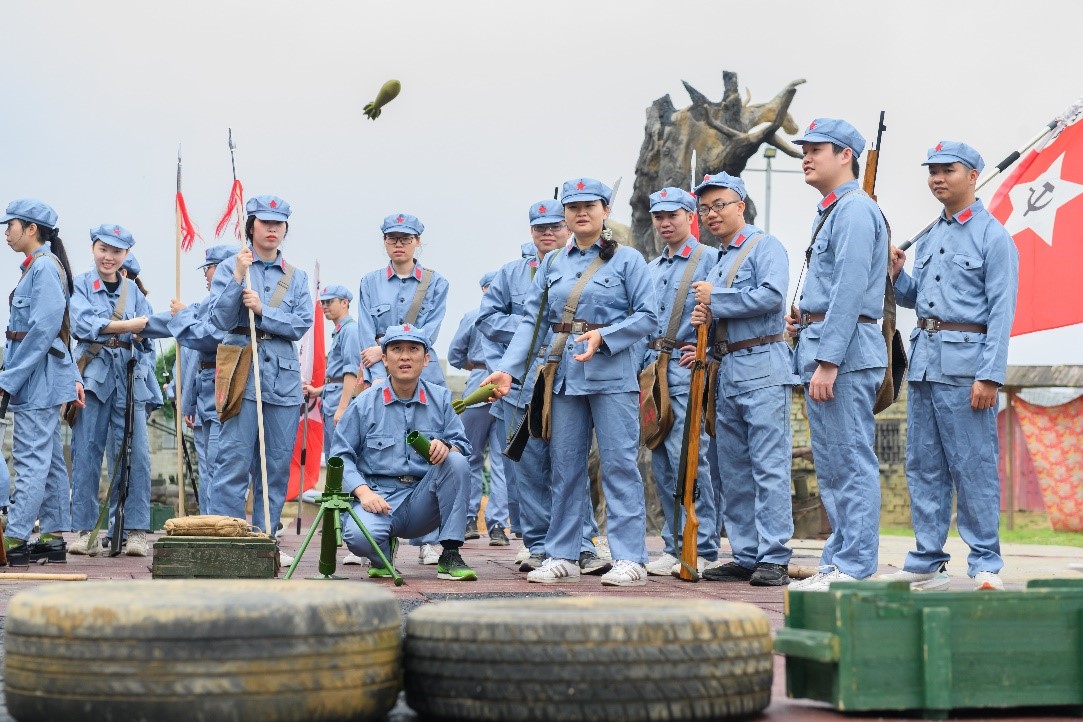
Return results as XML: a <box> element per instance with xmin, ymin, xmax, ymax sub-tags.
<box><xmin>627</xmin><ymin>71</ymin><xmax>806</xmax><ymax>257</ymax></box>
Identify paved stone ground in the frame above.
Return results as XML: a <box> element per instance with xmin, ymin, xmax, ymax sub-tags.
<box><xmin>0</xmin><ymin>526</ymin><xmax>1077</xmax><ymax>721</ymax></box>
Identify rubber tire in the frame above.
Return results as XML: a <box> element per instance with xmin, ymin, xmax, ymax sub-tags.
<box><xmin>4</xmin><ymin>579</ymin><xmax>401</xmax><ymax>722</ymax></box>
<box><xmin>404</xmin><ymin>596</ymin><xmax>772</xmax><ymax>721</ymax></box>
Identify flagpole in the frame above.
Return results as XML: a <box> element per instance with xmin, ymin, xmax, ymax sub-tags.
<box><xmin>174</xmin><ymin>148</ymin><xmax>187</xmax><ymax>517</ymax></box>
<box><xmin>898</xmin><ymin>119</ymin><xmax>1060</xmax><ymax>251</ymax></box>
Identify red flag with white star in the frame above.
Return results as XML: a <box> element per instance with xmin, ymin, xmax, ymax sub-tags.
<box><xmin>988</xmin><ymin>103</ymin><xmax>1083</xmax><ymax>336</ymax></box>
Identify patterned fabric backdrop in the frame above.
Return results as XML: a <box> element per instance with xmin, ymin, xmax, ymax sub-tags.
<box><xmin>1008</xmin><ymin>396</ymin><xmax>1083</xmax><ymax>532</ymax></box>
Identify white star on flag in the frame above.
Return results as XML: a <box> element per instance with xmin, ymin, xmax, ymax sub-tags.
<box><xmin>1002</xmin><ymin>153</ymin><xmax>1083</xmax><ymax>246</ymax></box>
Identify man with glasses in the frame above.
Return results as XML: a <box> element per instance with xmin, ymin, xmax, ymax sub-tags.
<box><xmin>688</xmin><ymin>172</ymin><xmax>799</xmax><ymax>587</ymax></box>
<box><xmin>640</xmin><ymin>187</ymin><xmax>721</xmax><ymax>578</ymax></box>
<box><xmin>783</xmin><ymin>119</ymin><xmax>888</xmax><ymax>592</ymax></box>
<box><xmin>477</xmin><ymin>200</ymin><xmax>610</xmax><ymax>576</ymax></box>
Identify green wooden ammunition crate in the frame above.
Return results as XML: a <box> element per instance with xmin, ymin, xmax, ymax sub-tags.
<box><xmin>152</xmin><ymin>536</ymin><xmax>277</xmax><ymax>579</ymax></box>
<box><xmin>149</xmin><ymin>503</ymin><xmax>174</xmax><ymax>533</ymax></box>
<box><xmin>775</xmin><ymin>579</ymin><xmax>1083</xmax><ymax>718</ymax></box>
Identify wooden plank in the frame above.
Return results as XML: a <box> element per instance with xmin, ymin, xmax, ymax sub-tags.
<box><xmin>774</xmin><ymin>628</ymin><xmax>840</xmax><ymax>663</ymax></box>
<box><xmin>921</xmin><ymin>607</ymin><xmax>952</xmax><ymax>718</ymax></box>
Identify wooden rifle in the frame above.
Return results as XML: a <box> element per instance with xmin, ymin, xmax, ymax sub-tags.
<box><xmin>863</xmin><ymin>111</ymin><xmax>886</xmax><ymax>199</ymax></box>
<box><xmin>673</xmin><ymin>323</ymin><xmax>709</xmax><ymax>582</ymax></box>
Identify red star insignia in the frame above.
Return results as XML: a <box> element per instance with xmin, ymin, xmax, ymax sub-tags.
<box><xmin>269</xmin><ymin>199</ymin><xmax>278</xmax><ymax>208</ymax></box>
<box><xmin>935</xmin><ymin>142</ymin><xmax>943</xmax><ymax>152</ymax></box>
<box><xmin>113</xmin><ymin>227</ymin><xmax>120</xmax><ymax>235</ymax></box>
<box><xmin>397</xmin><ymin>215</ymin><xmax>405</xmax><ymax>222</ymax></box>
<box><xmin>538</xmin><ymin>205</ymin><xmax>546</xmax><ymax>214</ymax></box>
<box><xmin>703</xmin><ymin>174</ymin><xmax>709</xmax><ymax>181</ymax></box>
<box><xmin>660</xmin><ymin>190</ymin><xmax>668</xmax><ymax>198</ymax></box>
<box><xmin>403</xmin><ymin>324</ymin><xmax>411</xmax><ymax>331</ymax></box>
<box><xmin>808</xmin><ymin>121</ymin><xmax>817</xmax><ymax>130</ymax></box>
<box><xmin>576</xmin><ymin>181</ymin><xmax>585</xmax><ymax>191</ymax></box>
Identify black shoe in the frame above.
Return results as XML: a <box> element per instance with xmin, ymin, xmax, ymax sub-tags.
<box><xmin>519</xmin><ymin>552</ymin><xmax>546</xmax><ymax>572</ymax></box>
<box><xmin>749</xmin><ymin>562</ymin><xmax>790</xmax><ymax>586</ymax></box>
<box><xmin>464</xmin><ymin>518</ymin><xmax>480</xmax><ymax>540</ymax></box>
<box><xmin>28</xmin><ymin>538</ymin><xmax>67</xmax><ymax>564</ymax></box>
<box><xmin>703</xmin><ymin>561</ymin><xmax>755</xmax><ymax>582</ymax></box>
<box><xmin>436</xmin><ymin>548</ymin><xmax>477</xmax><ymax>581</ymax></box>
<box><xmin>578</xmin><ymin>550</ymin><xmax>612</xmax><ymax>575</ymax></box>
<box><xmin>488</xmin><ymin>525</ymin><xmax>509</xmax><ymax>546</ymax></box>
<box><xmin>4</xmin><ymin>540</ymin><xmax>29</xmax><ymax>566</ymax></box>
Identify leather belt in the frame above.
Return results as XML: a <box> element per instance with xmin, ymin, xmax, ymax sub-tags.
<box><xmin>712</xmin><ymin>333</ymin><xmax>785</xmax><ymax>358</ymax></box>
<box><xmin>325</xmin><ymin>376</ymin><xmax>345</xmax><ymax>384</ymax></box>
<box><xmin>5</xmin><ymin>331</ymin><xmax>26</xmax><ymax>341</ymax></box>
<box><xmin>200</xmin><ymin>361</ymin><xmax>216</xmax><ymax>371</ymax></box>
<box><xmin>370</xmin><ymin>474</ymin><xmax>421</xmax><ymax>486</ymax></box>
<box><xmin>463</xmin><ymin>361</ymin><xmax>487</xmax><ymax>371</ymax></box>
<box><xmin>648</xmin><ymin>338</ymin><xmax>695</xmax><ymax>352</ymax></box>
<box><xmin>74</xmin><ymin>336</ymin><xmax>132</xmax><ymax>349</ymax></box>
<box><xmin>801</xmin><ymin>312</ymin><xmax>876</xmax><ymax>326</ymax></box>
<box><xmin>552</xmin><ymin>320</ymin><xmax>606</xmax><ymax>334</ymax></box>
<box><xmin>230</xmin><ymin>326</ymin><xmax>280</xmax><ymax>341</ymax></box>
<box><xmin>916</xmin><ymin>318</ymin><xmax>987</xmax><ymax>333</ymax></box>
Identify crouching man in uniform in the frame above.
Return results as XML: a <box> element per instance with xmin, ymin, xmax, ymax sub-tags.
<box><xmin>332</xmin><ymin>324</ymin><xmax>477</xmax><ymax>581</ymax></box>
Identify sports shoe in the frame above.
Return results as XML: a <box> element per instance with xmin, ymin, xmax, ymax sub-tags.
<box><xmin>593</xmin><ymin>535</ymin><xmax>612</xmax><ymax>561</ymax></box>
<box><xmin>418</xmin><ymin>543</ymin><xmax>440</xmax><ymax>565</ymax></box>
<box><xmin>275</xmin><ymin>522</ymin><xmax>287</xmax><ymax>539</ymax></box>
<box><xmin>68</xmin><ymin>530</ymin><xmax>102</xmax><ymax>557</ymax></box>
<box><xmin>124</xmin><ymin>530</ymin><xmax>149</xmax><ymax>557</ymax></box>
<box><xmin>879</xmin><ymin>567</ymin><xmax>950</xmax><ymax>591</ymax></box>
<box><xmin>4</xmin><ymin>538</ymin><xmax>29</xmax><ymax>566</ymax></box>
<box><xmin>488</xmin><ymin>525</ymin><xmax>509</xmax><ymax>546</ymax></box>
<box><xmin>974</xmin><ymin>571</ymin><xmax>1004</xmax><ymax>591</ymax></box>
<box><xmin>788</xmin><ymin>566</ymin><xmax>855</xmax><ymax>592</ymax></box>
<box><xmin>645</xmin><ymin>552</ymin><xmax>679</xmax><ymax>576</ymax></box>
<box><xmin>464</xmin><ymin>518</ymin><xmax>480</xmax><ymax>540</ymax></box>
<box><xmin>579</xmin><ymin>550</ymin><xmax>612</xmax><ymax>575</ymax></box>
<box><xmin>513</xmin><ymin>545</ymin><xmax>531</xmax><ymax>565</ymax></box>
<box><xmin>519</xmin><ymin>552</ymin><xmax>546</xmax><ymax>572</ymax></box>
<box><xmin>601</xmin><ymin>560</ymin><xmax>648</xmax><ymax>587</ymax></box>
<box><xmin>436</xmin><ymin>547</ymin><xmax>477</xmax><ymax>581</ymax></box>
<box><xmin>368</xmin><ymin>538</ymin><xmax>399</xmax><ymax>579</ymax></box>
<box><xmin>342</xmin><ymin>553</ymin><xmax>366</xmax><ymax>566</ymax></box>
<box><xmin>279</xmin><ymin>550</ymin><xmax>295</xmax><ymax>567</ymax></box>
<box><xmin>750</xmin><ymin>562</ymin><xmax>790</xmax><ymax>587</ymax></box>
<box><xmin>527</xmin><ymin>557</ymin><xmax>580</xmax><ymax>584</ymax></box>
<box><xmin>703</xmin><ymin>561</ymin><xmax>755</xmax><ymax>582</ymax></box>
<box><xmin>29</xmin><ymin>534</ymin><xmax>67</xmax><ymax>564</ymax></box>
<box><xmin>670</xmin><ymin>556</ymin><xmax>710</xmax><ymax>578</ymax></box>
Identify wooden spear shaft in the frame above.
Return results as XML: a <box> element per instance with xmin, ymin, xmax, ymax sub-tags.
<box><xmin>174</xmin><ymin>149</ymin><xmax>187</xmax><ymax>516</ymax></box>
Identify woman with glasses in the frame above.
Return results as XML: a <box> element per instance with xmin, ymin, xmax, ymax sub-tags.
<box><xmin>484</xmin><ymin>178</ymin><xmax>659</xmax><ymax>587</ymax></box>
<box><xmin>356</xmin><ymin>213</ymin><xmax>451</xmax><ymax>565</ymax></box>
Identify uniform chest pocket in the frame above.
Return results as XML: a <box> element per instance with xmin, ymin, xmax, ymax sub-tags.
<box><xmin>583</xmin><ymin>349</ymin><xmax>628</xmax><ymax>382</ymax></box>
<box><xmin>510</xmin><ymin>291</ymin><xmax>527</xmax><ymax>315</ymax></box>
<box><xmin>364</xmin><ymin>435</ymin><xmax>399</xmax><ymax>470</ymax></box>
<box><xmin>10</xmin><ymin>295</ymin><xmax>31</xmax><ymax>325</ymax></box>
<box><xmin>272</xmin><ymin>356</ymin><xmax>301</xmax><ymax>397</ymax></box>
<box><xmin>811</xmin><ymin>240</ymin><xmax>835</xmax><ymax>278</ymax></box>
<box><xmin>731</xmin><ymin>267</ymin><xmax>754</xmax><ymax>287</ymax></box>
<box><xmin>372</xmin><ymin>303</ymin><xmax>392</xmax><ymax>319</ymax></box>
<box><xmin>731</xmin><ymin>345</ymin><xmax>771</xmax><ymax>383</ymax></box>
<box><xmin>950</xmin><ymin>254</ymin><xmax>985</xmax><ymax>294</ymax></box>
<box><xmin>940</xmin><ymin>331</ymin><xmax>985</xmax><ymax>378</ymax></box>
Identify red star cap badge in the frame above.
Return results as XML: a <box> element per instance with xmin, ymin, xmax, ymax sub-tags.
<box><xmin>703</xmin><ymin>174</ymin><xmax>710</xmax><ymax>181</ymax></box>
<box><xmin>576</xmin><ymin>181</ymin><xmax>585</xmax><ymax>191</ymax></box>
<box><xmin>397</xmin><ymin>215</ymin><xmax>405</xmax><ymax>222</ymax></box>
<box><xmin>403</xmin><ymin>324</ymin><xmax>411</xmax><ymax>331</ymax></box>
<box><xmin>113</xmin><ymin>227</ymin><xmax>120</xmax><ymax>235</ymax></box>
<box><xmin>935</xmin><ymin>142</ymin><xmax>943</xmax><ymax>152</ymax></box>
<box><xmin>808</xmin><ymin>121</ymin><xmax>817</xmax><ymax>130</ymax></box>
<box><xmin>538</xmin><ymin>205</ymin><xmax>546</xmax><ymax>214</ymax></box>
<box><xmin>660</xmin><ymin>190</ymin><xmax>668</xmax><ymax>198</ymax></box>
<box><xmin>269</xmin><ymin>199</ymin><xmax>278</xmax><ymax>208</ymax></box>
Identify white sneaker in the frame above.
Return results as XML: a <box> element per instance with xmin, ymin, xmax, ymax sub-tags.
<box><xmin>788</xmin><ymin>566</ymin><xmax>855</xmax><ymax>592</ymax></box>
<box><xmin>593</xmin><ymin>536</ymin><xmax>612</xmax><ymax>561</ymax></box>
<box><xmin>670</xmin><ymin>556</ymin><xmax>709</xmax><ymax>578</ymax></box>
<box><xmin>601</xmin><ymin>560</ymin><xmax>648</xmax><ymax>587</ymax></box>
<box><xmin>513</xmin><ymin>545</ymin><xmax>531</xmax><ymax>565</ymax></box>
<box><xmin>124</xmin><ymin>530</ymin><xmax>149</xmax><ymax>557</ymax></box>
<box><xmin>68</xmin><ymin>530</ymin><xmax>102</xmax><ymax>557</ymax></box>
<box><xmin>527</xmin><ymin>558</ymin><xmax>580</xmax><ymax>584</ymax></box>
<box><xmin>342</xmin><ymin>553</ymin><xmax>366</xmax><ymax>566</ymax></box>
<box><xmin>879</xmin><ymin>568</ymin><xmax>950</xmax><ymax>591</ymax></box>
<box><xmin>974</xmin><ymin>571</ymin><xmax>1004</xmax><ymax>591</ymax></box>
<box><xmin>279</xmin><ymin>551</ymin><xmax>295</xmax><ymax>567</ymax></box>
<box><xmin>645</xmin><ymin>552</ymin><xmax>679</xmax><ymax>576</ymax></box>
<box><xmin>418</xmin><ymin>543</ymin><xmax>441</xmax><ymax>565</ymax></box>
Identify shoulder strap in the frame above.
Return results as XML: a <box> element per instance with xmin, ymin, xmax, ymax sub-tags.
<box><xmin>404</xmin><ymin>268</ymin><xmax>434</xmax><ymax>325</ymax></box>
<box><xmin>76</xmin><ymin>276</ymin><xmax>130</xmax><ymax>369</ymax></box>
<box><xmin>715</xmin><ymin>234</ymin><xmax>765</xmax><ymax>344</ymax></box>
<box><xmin>790</xmin><ymin>189</ymin><xmax>858</xmax><ymax>312</ymax></box>
<box><xmin>546</xmin><ymin>249</ymin><xmax>608</xmax><ymax>361</ymax></box>
<box><xmin>660</xmin><ymin>244</ymin><xmax>707</xmax><ymax>346</ymax></box>
<box><xmin>509</xmin><ymin>251</ymin><xmax>559</xmax><ymax>410</ymax></box>
<box><xmin>267</xmin><ymin>262</ymin><xmax>297</xmax><ymax>309</ymax></box>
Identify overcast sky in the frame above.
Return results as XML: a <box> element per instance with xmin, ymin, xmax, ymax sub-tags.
<box><xmin>3</xmin><ymin>0</ymin><xmax>1080</xmax><ymax>373</ymax></box>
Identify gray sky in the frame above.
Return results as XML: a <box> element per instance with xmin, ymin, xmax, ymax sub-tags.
<box><xmin>3</xmin><ymin>0</ymin><xmax>1080</xmax><ymax>370</ymax></box>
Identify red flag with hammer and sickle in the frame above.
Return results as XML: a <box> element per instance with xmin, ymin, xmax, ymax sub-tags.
<box><xmin>988</xmin><ymin>112</ymin><xmax>1083</xmax><ymax>336</ymax></box>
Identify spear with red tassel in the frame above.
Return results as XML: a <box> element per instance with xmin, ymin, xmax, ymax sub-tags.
<box><xmin>173</xmin><ymin>147</ymin><xmax>200</xmax><ymax>516</ymax></box>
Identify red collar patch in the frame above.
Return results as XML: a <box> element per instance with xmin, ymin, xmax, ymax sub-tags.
<box><xmin>678</xmin><ymin>243</ymin><xmax>692</xmax><ymax>258</ymax></box>
<box><xmin>93</xmin><ymin>278</ymin><xmax>102</xmax><ymax>291</ymax></box>
<box><xmin>528</xmin><ymin>259</ymin><xmax>538</xmax><ymax>268</ymax></box>
<box><xmin>382</xmin><ymin>386</ymin><xmax>393</xmax><ymax>404</ymax></box>
<box><xmin>955</xmin><ymin>207</ymin><xmax>974</xmax><ymax>224</ymax></box>
<box><xmin>731</xmin><ymin>232</ymin><xmax>748</xmax><ymax>248</ymax></box>
<box><xmin>20</xmin><ymin>256</ymin><xmax>32</xmax><ymax>271</ymax></box>
<box><xmin>418</xmin><ymin>388</ymin><xmax>427</xmax><ymax>404</ymax></box>
<box><xmin>385</xmin><ymin>265</ymin><xmax>394</xmax><ymax>280</ymax></box>
<box><xmin>818</xmin><ymin>191</ymin><xmax>837</xmax><ymax>212</ymax></box>
<box><xmin>413</xmin><ymin>266</ymin><xmax>423</xmax><ymax>280</ymax></box>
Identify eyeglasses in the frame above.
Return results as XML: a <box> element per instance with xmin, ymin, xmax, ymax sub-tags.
<box><xmin>532</xmin><ymin>222</ymin><xmax>566</xmax><ymax>234</ymax></box>
<box><xmin>697</xmin><ymin>200</ymin><xmax>742</xmax><ymax>217</ymax></box>
<box><xmin>384</xmin><ymin>236</ymin><xmax>417</xmax><ymax>247</ymax></box>
<box><xmin>319</xmin><ymin>299</ymin><xmax>335</xmax><ymax>306</ymax></box>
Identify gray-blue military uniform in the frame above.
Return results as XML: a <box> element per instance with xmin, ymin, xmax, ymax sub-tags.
<box><xmin>448</xmin><ymin>284</ymin><xmax>509</xmax><ymax>533</ymax></box>
<box><xmin>642</xmin><ymin>187</ymin><xmax>720</xmax><ymax>563</ymax></box>
<box><xmin>332</xmin><ymin>326</ymin><xmax>472</xmax><ymax>566</ymax></box>
<box><xmin>70</xmin><ymin>225</ymin><xmax>156</xmax><ymax>535</ymax></box>
<box><xmin>318</xmin><ymin>284</ymin><xmax>361</xmax><ymax>456</ymax></box>
<box><xmin>498</xmin><ymin>180</ymin><xmax>658</xmax><ymax>566</ymax></box>
<box><xmin>357</xmin><ymin>214</ymin><xmax>448</xmax><ymax>389</ymax></box>
<box><xmin>0</xmin><ymin>200</ymin><xmax>78</xmax><ymax>542</ymax></box>
<box><xmin>793</xmin><ymin>119</ymin><xmax>888</xmax><ymax>580</ymax></box>
<box><xmin>207</xmin><ymin>196</ymin><xmax>313</xmax><ymax>534</ymax></box>
<box><xmin>478</xmin><ymin>215</ymin><xmax>600</xmax><ymax>561</ymax></box>
<box><xmin>698</xmin><ymin>176</ymin><xmax>799</xmax><ymax>572</ymax></box>
<box><xmin>894</xmin><ymin>141</ymin><xmax>1019</xmax><ymax>577</ymax></box>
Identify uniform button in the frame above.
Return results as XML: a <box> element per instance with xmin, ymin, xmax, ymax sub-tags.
<box><xmin>964</xmin><ymin>335</ymin><xmax>970</xmax><ymax>341</ymax></box>
<box><xmin>567</xmin><ymin>344</ymin><xmax>572</xmax><ymax>349</ymax></box>
<box><xmin>264</xmin><ymin>286</ymin><xmax>270</xmax><ymax>292</ymax></box>
<box><xmin>928</xmin><ymin>302</ymin><xmax>935</xmax><ymax>307</ymax></box>
<box><xmin>399</xmin><ymin>297</ymin><xmax>404</xmax><ymax>302</ymax></box>
<box><xmin>662</xmin><ymin>279</ymin><xmax>668</xmax><ymax>285</ymax></box>
<box><xmin>800</xmin><ymin>294</ymin><xmax>805</xmax><ymax>299</ymax></box>
<box><xmin>935</xmin><ymin>275</ymin><xmax>941</xmax><ymax>281</ymax></box>
<box><xmin>660</xmin><ymin>304</ymin><xmax>666</xmax><ymax>311</ymax></box>
<box><xmin>576</xmin><ymin>272</ymin><xmax>582</xmax><ymax>278</ymax></box>
<box><xmin>939</xmin><ymin>248</ymin><xmax>945</xmax><ymax>254</ymax></box>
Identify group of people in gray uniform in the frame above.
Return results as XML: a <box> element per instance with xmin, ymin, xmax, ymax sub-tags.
<box><xmin>0</xmin><ymin>115</ymin><xmax>1017</xmax><ymax>592</ymax></box>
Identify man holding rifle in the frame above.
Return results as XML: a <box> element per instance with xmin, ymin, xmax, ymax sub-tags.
<box><xmin>884</xmin><ymin>141</ymin><xmax>1018</xmax><ymax>591</ymax></box>
<box><xmin>689</xmin><ymin>172</ymin><xmax>798</xmax><ymax>587</ymax></box>
<box><xmin>784</xmin><ymin>120</ymin><xmax>888</xmax><ymax>591</ymax></box>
